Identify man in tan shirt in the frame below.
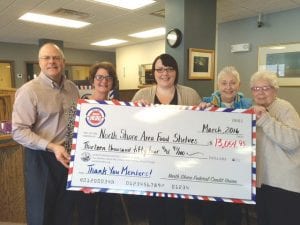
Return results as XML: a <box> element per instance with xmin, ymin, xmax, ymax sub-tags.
<box><xmin>12</xmin><ymin>43</ymin><xmax>79</xmax><ymax>225</ymax></box>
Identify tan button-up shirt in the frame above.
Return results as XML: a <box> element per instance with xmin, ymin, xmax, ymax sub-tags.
<box><xmin>12</xmin><ymin>73</ymin><xmax>79</xmax><ymax>150</ymax></box>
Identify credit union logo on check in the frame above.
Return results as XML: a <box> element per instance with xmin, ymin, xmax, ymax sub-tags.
<box><xmin>85</xmin><ymin>107</ymin><xmax>106</xmax><ymax>127</ymax></box>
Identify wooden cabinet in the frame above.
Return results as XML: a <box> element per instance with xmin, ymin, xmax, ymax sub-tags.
<box><xmin>0</xmin><ymin>88</ymin><xmax>26</xmax><ymax>223</ymax></box>
<box><xmin>0</xmin><ymin>88</ymin><xmax>16</xmax><ymax>122</ymax></box>
<box><xmin>0</xmin><ymin>137</ymin><xmax>26</xmax><ymax>223</ymax></box>
<box><xmin>118</xmin><ymin>89</ymin><xmax>139</xmax><ymax>102</ymax></box>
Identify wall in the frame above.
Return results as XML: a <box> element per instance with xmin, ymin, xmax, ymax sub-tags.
<box><xmin>116</xmin><ymin>39</ymin><xmax>165</xmax><ymax>90</ymax></box>
<box><xmin>166</xmin><ymin>0</ymin><xmax>216</xmax><ymax>98</ymax></box>
<box><xmin>0</xmin><ymin>42</ymin><xmax>115</xmax><ymax>88</ymax></box>
<box><xmin>2</xmin><ymin>6</ymin><xmax>300</xmax><ymax>111</ymax></box>
<box><xmin>217</xmin><ymin>7</ymin><xmax>300</xmax><ymax>112</ymax></box>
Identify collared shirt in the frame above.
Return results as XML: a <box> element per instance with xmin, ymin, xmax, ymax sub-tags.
<box><xmin>12</xmin><ymin>72</ymin><xmax>79</xmax><ymax>151</ymax></box>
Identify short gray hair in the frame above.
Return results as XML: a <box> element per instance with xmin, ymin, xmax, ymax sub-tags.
<box><xmin>217</xmin><ymin>66</ymin><xmax>240</xmax><ymax>83</ymax></box>
<box><xmin>250</xmin><ymin>70</ymin><xmax>279</xmax><ymax>90</ymax></box>
<box><xmin>38</xmin><ymin>42</ymin><xmax>65</xmax><ymax>60</ymax></box>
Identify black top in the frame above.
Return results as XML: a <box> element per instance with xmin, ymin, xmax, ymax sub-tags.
<box><xmin>154</xmin><ymin>89</ymin><xmax>178</xmax><ymax>105</ymax></box>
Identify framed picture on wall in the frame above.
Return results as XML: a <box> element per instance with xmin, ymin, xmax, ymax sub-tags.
<box><xmin>188</xmin><ymin>48</ymin><xmax>214</xmax><ymax>80</ymax></box>
<box><xmin>258</xmin><ymin>42</ymin><xmax>300</xmax><ymax>86</ymax></box>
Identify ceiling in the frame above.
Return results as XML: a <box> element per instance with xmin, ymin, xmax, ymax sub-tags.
<box><xmin>0</xmin><ymin>0</ymin><xmax>300</xmax><ymax>52</ymax></box>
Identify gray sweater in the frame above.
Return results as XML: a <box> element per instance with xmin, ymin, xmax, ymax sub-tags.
<box><xmin>256</xmin><ymin>98</ymin><xmax>300</xmax><ymax>193</ymax></box>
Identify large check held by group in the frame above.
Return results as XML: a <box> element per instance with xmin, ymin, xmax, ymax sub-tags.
<box><xmin>67</xmin><ymin>100</ymin><xmax>256</xmax><ymax>203</ymax></box>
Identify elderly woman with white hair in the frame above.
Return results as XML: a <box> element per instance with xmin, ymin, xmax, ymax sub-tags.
<box><xmin>250</xmin><ymin>70</ymin><xmax>300</xmax><ymax>225</ymax></box>
<box><xmin>201</xmin><ymin>66</ymin><xmax>252</xmax><ymax>225</ymax></box>
<box><xmin>203</xmin><ymin>66</ymin><xmax>252</xmax><ymax>109</ymax></box>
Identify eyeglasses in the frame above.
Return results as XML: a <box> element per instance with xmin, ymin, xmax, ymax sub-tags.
<box><xmin>155</xmin><ymin>67</ymin><xmax>175</xmax><ymax>73</ymax></box>
<box><xmin>39</xmin><ymin>56</ymin><xmax>62</xmax><ymax>61</ymax></box>
<box><xmin>251</xmin><ymin>86</ymin><xmax>273</xmax><ymax>92</ymax></box>
<box><xmin>220</xmin><ymin>81</ymin><xmax>237</xmax><ymax>87</ymax></box>
<box><xmin>94</xmin><ymin>74</ymin><xmax>113</xmax><ymax>81</ymax></box>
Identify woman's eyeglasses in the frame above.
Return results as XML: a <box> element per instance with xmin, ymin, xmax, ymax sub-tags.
<box><xmin>251</xmin><ymin>86</ymin><xmax>273</xmax><ymax>92</ymax></box>
<box><xmin>155</xmin><ymin>67</ymin><xmax>175</xmax><ymax>73</ymax></box>
<box><xmin>94</xmin><ymin>75</ymin><xmax>113</xmax><ymax>81</ymax></box>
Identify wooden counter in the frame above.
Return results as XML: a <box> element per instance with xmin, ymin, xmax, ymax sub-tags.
<box><xmin>119</xmin><ymin>89</ymin><xmax>138</xmax><ymax>102</ymax></box>
<box><xmin>0</xmin><ymin>135</ymin><xmax>26</xmax><ymax>223</ymax></box>
<box><xmin>0</xmin><ymin>135</ymin><xmax>18</xmax><ymax>148</ymax></box>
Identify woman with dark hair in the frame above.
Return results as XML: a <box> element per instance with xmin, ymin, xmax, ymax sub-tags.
<box><xmin>132</xmin><ymin>53</ymin><xmax>200</xmax><ymax>106</ymax></box>
<box><xmin>132</xmin><ymin>53</ymin><xmax>201</xmax><ymax>225</ymax></box>
<box><xmin>65</xmin><ymin>61</ymin><xmax>119</xmax><ymax>225</ymax></box>
<box><xmin>87</xmin><ymin>61</ymin><xmax>118</xmax><ymax>100</ymax></box>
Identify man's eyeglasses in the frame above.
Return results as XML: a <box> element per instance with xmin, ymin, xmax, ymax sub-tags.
<box><xmin>155</xmin><ymin>67</ymin><xmax>175</xmax><ymax>73</ymax></box>
<box><xmin>251</xmin><ymin>86</ymin><xmax>273</xmax><ymax>92</ymax></box>
<box><xmin>94</xmin><ymin>75</ymin><xmax>113</xmax><ymax>81</ymax></box>
<box><xmin>39</xmin><ymin>56</ymin><xmax>62</xmax><ymax>61</ymax></box>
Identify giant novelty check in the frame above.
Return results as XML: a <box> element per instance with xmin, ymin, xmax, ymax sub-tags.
<box><xmin>67</xmin><ymin>100</ymin><xmax>256</xmax><ymax>204</ymax></box>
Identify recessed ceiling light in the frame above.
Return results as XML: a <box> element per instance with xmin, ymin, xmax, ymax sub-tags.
<box><xmin>129</xmin><ymin>27</ymin><xmax>165</xmax><ymax>38</ymax></box>
<box><xmin>91</xmin><ymin>39</ymin><xmax>128</xmax><ymax>46</ymax></box>
<box><xmin>88</xmin><ymin>0</ymin><xmax>156</xmax><ymax>10</ymax></box>
<box><xmin>18</xmin><ymin>12</ymin><xmax>90</xmax><ymax>28</ymax></box>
